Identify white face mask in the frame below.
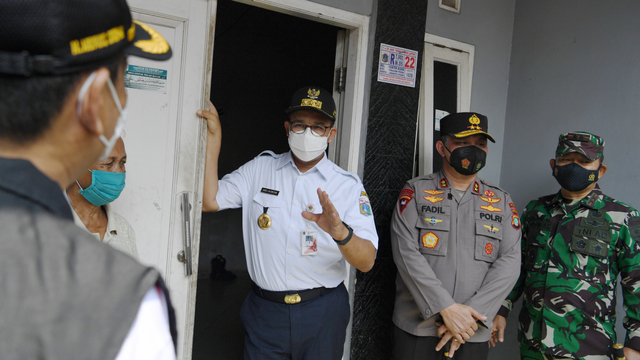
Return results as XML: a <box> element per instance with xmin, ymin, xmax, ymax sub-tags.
<box><xmin>288</xmin><ymin>128</ymin><xmax>329</xmax><ymax>162</ymax></box>
<box><xmin>77</xmin><ymin>71</ymin><xmax>128</xmax><ymax>160</ymax></box>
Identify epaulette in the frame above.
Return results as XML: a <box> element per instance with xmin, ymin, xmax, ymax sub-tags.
<box><xmin>331</xmin><ymin>164</ymin><xmax>360</xmax><ymax>182</ymax></box>
<box><xmin>478</xmin><ymin>178</ymin><xmax>511</xmax><ymax>197</ymax></box>
<box><xmin>258</xmin><ymin>150</ymin><xmax>278</xmax><ymax>157</ymax></box>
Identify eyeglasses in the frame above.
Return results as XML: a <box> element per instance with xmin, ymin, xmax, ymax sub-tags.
<box><xmin>289</xmin><ymin>122</ymin><xmax>332</xmax><ymax>137</ymax></box>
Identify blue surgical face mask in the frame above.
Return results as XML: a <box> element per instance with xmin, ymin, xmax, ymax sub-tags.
<box><xmin>77</xmin><ymin>169</ymin><xmax>126</xmax><ymax>206</ymax></box>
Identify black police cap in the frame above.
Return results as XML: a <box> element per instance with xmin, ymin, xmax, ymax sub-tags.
<box><xmin>440</xmin><ymin>112</ymin><xmax>495</xmax><ymax>143</ymax></box>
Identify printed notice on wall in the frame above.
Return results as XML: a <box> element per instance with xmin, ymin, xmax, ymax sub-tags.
<box><xmin>377</xmin><ymin>43</ymin><xmax>418</xmax><ymax>88</ymax></box>
<box><xmin>125</xmin><ymin>65</ymin><xmax>167</xmax><ymax>93</ymax></box>
<box><xmin>434</xmin><ymin>109</ymin><xmax>450</xmax><ymax>131</ymax></box>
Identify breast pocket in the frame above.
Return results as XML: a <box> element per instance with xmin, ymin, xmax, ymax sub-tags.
<box><xmin>474</xmin><ymin>221</ymin><xmax>502</xmax><ymax>263</ymax></box>
<box><xmin>252</xmin><ymin>192</ymin><xmax>284</xmax><ymax>235</ymax></box>
<box><xmin>417</xmin><ymin>214</ymin><xmax>450</xmax><ymax>256</ymax></box>
<box><xmin>569</xmin><ymin>225</ymin><xmax>612</xmax><ymax>284</ymax></box>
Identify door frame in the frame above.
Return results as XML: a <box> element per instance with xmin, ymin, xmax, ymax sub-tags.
<box><xmin>232</xmin><ymin>0</ymin><xmax>371</xmax><ymax>176</ymax></box>
<box><xmin>200</xmin><ymin>1</ymin><xmax>371</xmax><ymax>358</ymax></box>
<box><xmin>416</xmin><ymin>33</ymin><xmax>475</xmax><ymax>176</ymax></box>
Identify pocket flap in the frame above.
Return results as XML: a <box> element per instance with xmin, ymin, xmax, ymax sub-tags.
<box><xmin>252</xmin><ymin>192</ymin><xmax>283</xmax><ymax>208</ymax></box>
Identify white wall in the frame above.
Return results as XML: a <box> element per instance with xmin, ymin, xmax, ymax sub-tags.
<box><xmin>426</xmin><ymin>0</ymin><xmax>516</xmax><ymax>186</ymax></box>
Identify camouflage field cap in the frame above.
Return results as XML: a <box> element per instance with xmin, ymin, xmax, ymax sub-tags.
<box><xmin>556</xmin><ymin>131</ymin><xmax>604</xmax><ymax>161</ymax></box>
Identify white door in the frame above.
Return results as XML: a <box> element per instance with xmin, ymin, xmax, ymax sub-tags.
<box><xmin>108</xmin><ymin>1</ymin><xmax>214</xmax><ymax>359</ymax></box>
<box><xmin>416</xmin><ymin>34</ymin><xmax>475</xmax><ymax>176</ymax></box>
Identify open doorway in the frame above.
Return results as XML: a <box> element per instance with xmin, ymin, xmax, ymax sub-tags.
<box><xmin>193</xmin><ymin>0</ymin><xmax>341</xmax><ymax>358</ymax></box>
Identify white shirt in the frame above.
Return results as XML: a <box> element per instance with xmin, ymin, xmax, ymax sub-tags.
<box><xmin>216</xmin><ymin>151</ymin><xmax>378</xmax><ymax>291</ymax></box>
<box><xmin>115</xmin><ymin>286</ymin><xmax>176</xmax><ymax>360</ymax></box>
<box><xmin>71</xmin><ymin>203</ymin><xmax>139</xmax><ymax>259</ymax></box>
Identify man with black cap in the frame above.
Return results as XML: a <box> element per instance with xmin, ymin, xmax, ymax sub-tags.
<box><xmin>198</xmin><ymin>86</ymin><xmax>378</xmax><ymax>359</ymax></box>
<box><xmin>390</xmin><ymin>112</ymin><xmax>521</xmax><ymax>359</ymax></box>
<box><xmin>492</xmin><ymin>132</ymin><xmax>640</xmax><ymax>360</ymax></box>
<box><xmin>0</xmin><ymin>0</ymin><xmax>174</xmax><ymax>358</ymax></box>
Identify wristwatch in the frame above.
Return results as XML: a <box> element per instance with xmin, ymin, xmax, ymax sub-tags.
<box><xmin>333</xmin><ymin>221</ymin><xmax>353</xmax><ymax>246</ymax></box>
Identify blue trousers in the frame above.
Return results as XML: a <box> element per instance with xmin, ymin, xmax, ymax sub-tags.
<box><xmin>240</xmin><ymin>283</ymin><xmax>350</xmax><ymax>360</ymax></box>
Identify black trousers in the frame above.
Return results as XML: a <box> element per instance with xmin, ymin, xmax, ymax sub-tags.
<box><xmin>393</xmin><ymin>325</ymin><xmax>489</xmax><ymax>360</ymax></box>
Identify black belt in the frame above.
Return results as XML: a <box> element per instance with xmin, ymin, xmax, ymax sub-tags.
<box><xmin>251</xmin><ymin>282</ymin><xmax>336</xmax><ymax>304</ymax></box>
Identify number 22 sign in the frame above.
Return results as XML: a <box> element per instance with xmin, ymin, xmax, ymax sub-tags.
<box><xmin>377</xmin><ymin>43</ymin><xmax>419</xmax><ymax>88</ymax></box>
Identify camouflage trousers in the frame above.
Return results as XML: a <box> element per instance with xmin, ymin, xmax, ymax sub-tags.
<box><xmin>521</xmin><ymin>342</ymin><xmax>611</xmax><ymax>360</ymax></box>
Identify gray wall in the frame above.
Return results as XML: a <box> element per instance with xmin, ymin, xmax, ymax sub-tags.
<box><xmin>501</xmin><ymin>0</ymin><xmax>640</xmax><ymax>211</ymax></box>
<box><xmin>425</xmin><ymin>0</ymin><xmax>516</xmax><ymax>186</ymax></box>
<box><xmin>500</xmin><ymin>1</ymin><xmax>640</xmax><ymax>358</ymax></box>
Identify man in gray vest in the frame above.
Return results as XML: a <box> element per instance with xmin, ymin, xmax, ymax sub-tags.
<box><xmin>0</xmin><ymin>0</ymin><xmax>175</xmax><ymax>358</ymax></box>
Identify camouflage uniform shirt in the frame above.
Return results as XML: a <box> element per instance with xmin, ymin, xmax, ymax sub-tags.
<box><xmin>498</xmin><ymin>186</ymin><xmax>640</xmax><ymax>359</ymax></box>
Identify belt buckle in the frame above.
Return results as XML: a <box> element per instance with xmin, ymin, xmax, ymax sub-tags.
<box><xmin>284</xmin><ymin>294</ymin><xmax>301</xmax><ymax>304</ymax></box>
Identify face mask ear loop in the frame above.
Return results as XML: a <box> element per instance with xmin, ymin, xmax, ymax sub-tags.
<box><xmin>76</xmin><ymin>71</ymin><xmax>99</xmax><ymax>119</ymax></box>
<box><xmin>75</xmin><ymin>180</ymin><xmax>84</xmax><ymax>191</ymax></box>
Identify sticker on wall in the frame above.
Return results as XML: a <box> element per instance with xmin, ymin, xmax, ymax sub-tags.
<box><xmin>434</xmin><ymin>109</ymin><xmax>449</xmax><ymax>132</ymax></box>
<box><xmin>125</xmin><ymin>65</ymin><xmax>167</xmax><ymax>93</ymax></box>
<box><xmin>377</xmin><ymin>43</ymin><xmax>418</xmax><ymax>88</ymax></box>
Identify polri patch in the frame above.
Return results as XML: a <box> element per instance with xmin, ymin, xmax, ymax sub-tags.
<box><xmin>422</xmin><ymin>232</ymin><xmax>439</xmax><ymax>249</ymax></box>
<box><xmin>261</xmin><ymin>188</ymin><xmax>280</xmax><ymax>196</ymax></box>
<box><xmin>398</xmin><ymin>188</ymin><xmax>414</xmax><ymax>215</ymax></box>
<box><xmin>485</xmin><ymin>243</ymin><xmax>494</xmax><ymax>255</ymax></box>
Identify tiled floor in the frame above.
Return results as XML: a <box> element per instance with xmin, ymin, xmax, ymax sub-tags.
<box><xmin>192</xmin><ymin>271</ymin><xmax>252</xmax><ymax>360</ymax></box>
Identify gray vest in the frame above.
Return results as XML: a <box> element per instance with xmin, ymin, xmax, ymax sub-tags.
<box><xmin>0</xmin><ymin>208</ymin><xmax>162</xmax><ymax>359</ymax></box>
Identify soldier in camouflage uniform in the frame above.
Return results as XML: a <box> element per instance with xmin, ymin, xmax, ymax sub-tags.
<box><xmin>492</xmin><ymin>132</ymin><xmax>640</xmax><ymax>360</ymax></box>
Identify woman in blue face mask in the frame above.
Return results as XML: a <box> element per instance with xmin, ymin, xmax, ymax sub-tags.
<box><xmin>66</xmin><ymin>137</ymin><xmax>139</xmax><ymax>259</ymax></box>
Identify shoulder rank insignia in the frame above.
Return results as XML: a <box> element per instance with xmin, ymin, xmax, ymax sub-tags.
<box><xmin>398</xmin><ymin>188</ymin><xmax>415</xmax><ymax>215</ymax></box>
<box><xmin>423</xmin><ymin>195</ymin><xmax>444</xmax><ymax>204</ymax></box>
<box><xmin>473</xmin><ymin>181</ymin><xmax>480</xmax><ymax>194</ymax></box>
<box><xmin>359</xmin><ymin>198</ymin><xmax>372</xmax><ymax>216</ymax></box>
<box><xmin>423</xmin><ymin>190</ymin><xmax>445</xmax><ymax>195</ymax></box>
<box><xmin>440</xmin><ymin>177</ymin><xmax>450</xmax><ymax>188</ymax></box>
<box><xmin>422</xmin><ymin>231</ymin><xmax>439</xmax><ymax>249</ymax></box>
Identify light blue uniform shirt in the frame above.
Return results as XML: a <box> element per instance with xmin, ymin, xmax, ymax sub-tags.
<box><xmin>216</xmin><ymin>151</ymin><xmax>378</xmax><ymax>291</ymax></box>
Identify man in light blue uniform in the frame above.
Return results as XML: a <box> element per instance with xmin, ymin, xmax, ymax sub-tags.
<box><xmin>198</xmin><ymin>86</ymin><xmax>378</xmax><ymax>360</ymax></box>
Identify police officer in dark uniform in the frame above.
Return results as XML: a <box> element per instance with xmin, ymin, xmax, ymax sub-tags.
<box><xmin>391</xmin><ymin>112</ymin><xmax>522</xmax><ymax>360</ymax></box>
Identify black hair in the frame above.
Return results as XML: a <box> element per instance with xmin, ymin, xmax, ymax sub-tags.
<box><xmin>0</xmin><ymin>55</ymin><xmax>123</xmax><ymax>144</ymax></box>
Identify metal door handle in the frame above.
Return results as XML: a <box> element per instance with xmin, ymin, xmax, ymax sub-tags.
<box><xmin>180</xmin><ymin>192</ymin><xmax>193</xmax><ymax>275</ymax></box>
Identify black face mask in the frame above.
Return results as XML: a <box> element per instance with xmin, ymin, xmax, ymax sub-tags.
<box><xmin>553</xmin><ymin>162</ymin><xmax>600</xmax><ymax>192</ymax></box>
<box><xmin>444</xmin><ymin>144</ymin><xmax>487</xmax><ymax>176</ymax></box>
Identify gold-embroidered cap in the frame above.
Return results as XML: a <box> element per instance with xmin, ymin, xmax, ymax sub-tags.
<box><xmin>0</xmin><ymin>0</ymin><xmax>172</xmax><ymax>77</ymax></box>
<box><xmin>440</xmin><ymin>112</ymin><xmax>496</xmax><ymax>143</ymax></box>
<box><xmin>285</xmin><ymin>86</ymin><xmax>337</xmax><ymax>122</ymax></box>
